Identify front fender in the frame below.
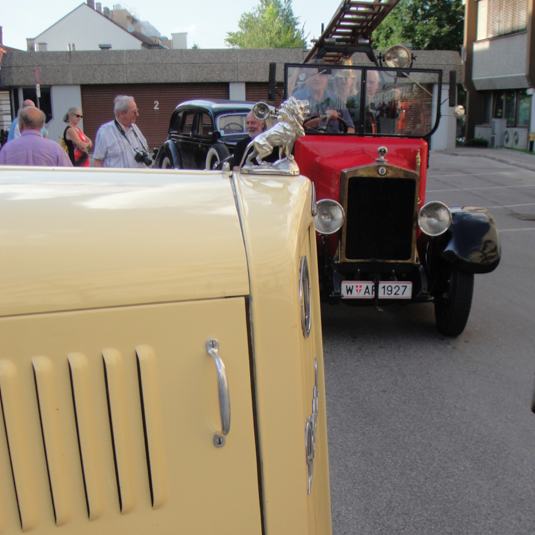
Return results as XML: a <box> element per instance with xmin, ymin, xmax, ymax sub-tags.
<box><xmin>431</xmin><ymin>207</ymin><xmax>501</xmax><ymax>274</ymax></box>
<box><xmin>153</xmin><ymin>140</ymin><xmax>183</xmax><ymax>169</ymax></box>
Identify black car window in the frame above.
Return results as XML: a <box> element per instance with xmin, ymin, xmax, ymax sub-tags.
<box><xmin>198</xmin><ymin>113</ymin><xmax>214</xmax><ymax>136</ymax></box>
<box><xmin>170</xmin><ymin>111</ymin><xmax>183</xmax><ymax>132</ymax></box>
<box><xmin>181</xmin><ymin>112</ymin><xmax>195</xmax><ymax>134</ymax></box>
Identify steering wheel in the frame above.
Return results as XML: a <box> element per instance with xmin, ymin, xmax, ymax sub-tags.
<box><xmin>303</xmin><ymin>113</ymin><xmax>349</xmax><ymax>134</ymax></box>
<box><xmin>222</xmin><ymin>123</ymin><xmax>243</xmax><ymax>134</ymax></box>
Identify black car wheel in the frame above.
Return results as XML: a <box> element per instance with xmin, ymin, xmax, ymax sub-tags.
<box><xmin>205</xmin><ymin>143</ymin><xmax>231</xmax><ymax>170</ymax></box>
<box><xmin>161</xmin><ymin>155</ymin><xmax>173</xmax><ymax>169</ymax></box>
<box><xmin>434</xmin><ymin>269</ymin><xmax>474</xmax><ymax>337</ymax></box>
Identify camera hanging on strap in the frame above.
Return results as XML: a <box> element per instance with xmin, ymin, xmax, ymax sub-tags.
<box><xmin>114</xmin><ymin>119</ymin><xmax>152</xmax><ymax>166</ymax></box>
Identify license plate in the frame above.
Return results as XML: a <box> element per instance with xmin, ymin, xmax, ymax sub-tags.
<box><xmin>341</xmin><ymin>281</ymin><xmax>412</xmax><ymax>299</ymax></box>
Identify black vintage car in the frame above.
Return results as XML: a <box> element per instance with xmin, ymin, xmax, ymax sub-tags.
<box><xmin>153</xmin><ymin>99</ymin><xmax>255</xmax><ymax>170</ymax></box>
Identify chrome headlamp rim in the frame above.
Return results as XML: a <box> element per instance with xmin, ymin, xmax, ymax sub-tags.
<box><xmin>418</xmin><ymin>201</ymin><xmax>452</xmax><ymax>237</ymax></box>
<box><xmin>314</xmin><ymin>198</ymin><xmax>345</xmax><ymax>235</ymax></box>
<box><xmin>384</xmin><ymin>44</ymin><xmax>412</xmax><ymax>68</ymax></box>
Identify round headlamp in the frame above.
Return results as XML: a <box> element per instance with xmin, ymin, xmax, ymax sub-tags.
<box><xmin>314</xmin><ymin>199</ymin><xmax>345</xmax><ymax>235</ymax></box>
<box><xmin>384</xmin><ymin>45</ymin><xmax>411</xmax><ymax>68</ymax></box>
<box><xmin>454</xmin><ymin>105</ymin><xmax>465</xmax><ymax>119</ymax></box>
<box><xmin>418</xmin><ymin>201</ymin><xmax>452</xmax><ymax>236</ymax></box>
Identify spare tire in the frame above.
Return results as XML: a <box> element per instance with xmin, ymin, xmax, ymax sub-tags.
<box><xmin>205</xmin><ymin>143</ymin><xmax>230</xmax><ymax>170</ymax></box>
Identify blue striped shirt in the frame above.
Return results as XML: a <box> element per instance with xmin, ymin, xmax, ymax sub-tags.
<box><xmin>93</xmin><ymin>120</ymin><xmax>148</xmax><ymax>168</ymax></box>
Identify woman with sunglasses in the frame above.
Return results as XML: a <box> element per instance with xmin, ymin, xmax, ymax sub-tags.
<box><xmin>62</xmin><ymin>107</ymin><xmax>92</xmax><ymax>167</ymax></box>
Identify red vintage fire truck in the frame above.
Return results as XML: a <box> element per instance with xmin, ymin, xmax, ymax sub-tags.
<box><xmin>271</xmin><ymin>0</ymin><xmax>500</xmax><ymax>336</ymax></box>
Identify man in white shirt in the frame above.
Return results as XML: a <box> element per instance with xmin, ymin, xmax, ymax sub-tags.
<box><xmin>93</xmin><ymin>95</ymin><xmax>149</xmax><ymax>168</ymax></box>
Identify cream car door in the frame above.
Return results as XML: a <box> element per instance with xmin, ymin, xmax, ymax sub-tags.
<box><xmin>0</xmin><ymin>297</ymin><xmax>262</xmax><ymax>535</ymax></box>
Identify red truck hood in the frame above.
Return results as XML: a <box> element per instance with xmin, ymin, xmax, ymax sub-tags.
<box><xmin>294</xmin><ymin>136</ymin><xmax>428</xmax><ymax>202</ymax></box>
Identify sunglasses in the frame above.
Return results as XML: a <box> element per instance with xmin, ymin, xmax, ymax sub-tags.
<box><xmin>74</xmin><ymin>114</ymin><xmax>83</xmax><ymax>118</ymax></box>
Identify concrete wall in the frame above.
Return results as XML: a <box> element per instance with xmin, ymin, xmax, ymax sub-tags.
<box><xmin>0</xmin><ymin>49</ymin><xmax>308</xmax><ymax>87</ymax></box>
<box><xmin>0</xmin><ymin>49</ymin><xmax>463</xmax><ymax>87</ymax></box>
<box><xmin>30</xmin><ymin>4</ymin><xmax>142</xmax><ymax>52</ymax></box>
<box><xmin>472</xmin><ymin>32</ymin><xmax>530</xmax><ymax>90</ymax></box>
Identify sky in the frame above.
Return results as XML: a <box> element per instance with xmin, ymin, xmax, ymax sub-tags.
<box><xmin>1</xmin><ymin>0</ymin><xmax>339</xmax><ymax>50</ymax></box>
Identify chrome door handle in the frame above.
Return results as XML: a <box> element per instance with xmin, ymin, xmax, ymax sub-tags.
<box><xmin>206</xmin><ymin>338</ymin><xmax>230</xmax><ymax>447</ymax></box>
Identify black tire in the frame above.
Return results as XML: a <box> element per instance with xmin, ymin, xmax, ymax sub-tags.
<box><xmin>205</xmin><ymin>143</ymin><xmax>230</xmax><ymax>170</ymax></box>
<box><xmin>434</xmin><ymin>269</ymin><xmax>474</xmax><ymax>337</ymax></box>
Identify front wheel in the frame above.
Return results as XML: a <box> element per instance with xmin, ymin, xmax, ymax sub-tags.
<box><xmin>434</xmin><ymin>269</ymin><xmax>474</xmax><ymax>337</ymax></box>
<box><xmin>205</xmin><ymin>143</ymin><xmax>230</xmax><ymax>170</ymax></box>
<box><xmin>161</xmin><ymin>155</ymin><xmax>174</xmax><ymax>169</ymax></box>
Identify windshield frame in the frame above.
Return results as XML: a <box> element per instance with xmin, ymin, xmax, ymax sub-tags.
<box><xmin>284</xmin><ymin>63</ymin><xmax>444</xmax><ymax>139</ymax></box>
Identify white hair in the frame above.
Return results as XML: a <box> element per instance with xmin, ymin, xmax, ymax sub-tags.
<box><xmin>114</xmin><ymin>95</ymin><xmax>135</xmax><ymax>117</ymax></box>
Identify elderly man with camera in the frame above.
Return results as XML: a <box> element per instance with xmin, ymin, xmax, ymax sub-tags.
<box><xmin>93</xmin><ymin>95</ymin><xmax>151</xmax><ymax>168</ymax></box>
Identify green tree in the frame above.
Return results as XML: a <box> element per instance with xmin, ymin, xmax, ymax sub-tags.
<box><xmin>372</xmin><ymin>0</ymin><xmax>464</xmax><ymax>51</ymax></box>
<box><xmin>225</xmin><ymin>0</ymin><xmax>307</xmax><ymax>49</ymax></box>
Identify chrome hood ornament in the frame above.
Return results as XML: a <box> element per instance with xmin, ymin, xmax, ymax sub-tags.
<box><xmin>240</xmin><ymin>97</ymin><xmax>309</xmax><ymax>176</ymax></box>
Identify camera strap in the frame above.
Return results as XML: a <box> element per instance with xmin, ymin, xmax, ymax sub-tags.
<box><xmin>114</xmin><ymin>119</ymin><xmax>148</xmax><ymax>154</ymax></box>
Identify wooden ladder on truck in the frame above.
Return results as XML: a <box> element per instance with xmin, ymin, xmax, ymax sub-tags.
<box><xmin>304</xmin><ymin>0</ymin><xmax>401</xmax><ymax>65</ymax></box>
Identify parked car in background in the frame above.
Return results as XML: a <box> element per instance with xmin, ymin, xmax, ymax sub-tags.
<box><xmin>153</xmin><ymin>99</ymin><xmax>255</xmax><ymax>170</ymax></box>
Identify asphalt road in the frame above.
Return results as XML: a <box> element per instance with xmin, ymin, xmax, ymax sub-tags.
<box><xmin>324</xmin><ymin>151</ymin><xmax>535</xmax><ymax>534</ymax></box>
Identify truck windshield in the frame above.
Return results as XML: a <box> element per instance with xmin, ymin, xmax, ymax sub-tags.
<box><xmin>285</xmin><ymin>64</ymin><xmax>442</xmax><ymax>138</ymax></box>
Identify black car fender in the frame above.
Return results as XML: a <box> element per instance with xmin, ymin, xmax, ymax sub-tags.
<box><xmin>154</xmin><ymin>140</ymin><xmax>183</xmax><ymax>169</ymax></box>
<box><xmin>421</xmin><ymin>207</ymin><xmax>501</xmax><ymax>274</ymax></box>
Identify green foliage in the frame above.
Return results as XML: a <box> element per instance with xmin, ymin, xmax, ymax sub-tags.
<box><xmin>373</xmin><ymin>0</ymin><xmax>464</xmax><ymax>51</ymax></box>
<box><xmin>225</xmin><ymin>0</ymin><xmax>307</xmax><ymax>49</ymax></box>
<box><xmin>464</xmin><ymin>137</ymin><xmax>489</xmax><ymax>147</ymax></box>
<box><xmin>191</xmin><ymin>43</ymin><xmax>200</xmax><ymax>49</ymax></box>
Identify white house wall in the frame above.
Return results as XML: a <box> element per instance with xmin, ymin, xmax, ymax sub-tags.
<box><xmin>34</xmin><ymin>5</ymin><xmax>142</xmax><ymax>52</ymax></box>
<box><xmin>431</xmin><ymin>84</ymin><xmax>457</xmax><ymax>151</ymax></box>
<box><xmin>48</xmin><ymin>85</ymin><xmax>83</xmax><ymax>147</ymax></box>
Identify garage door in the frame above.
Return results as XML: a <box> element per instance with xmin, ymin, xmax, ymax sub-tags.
<box><xmin>81</xmin><ymin>84</ymin><xmax>229</xmax><ymax>152</ymax></box>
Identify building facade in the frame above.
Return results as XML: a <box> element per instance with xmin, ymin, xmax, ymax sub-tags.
<box><xmin>1</xmin><ymin>48</ymin><xmax>462</xmax><ymax>152</ymax></box>
<box><xmin>26</xmin><ymin>2</ymin><xmax>171</xmax><ymax>52</ymax></box>
<box><xmin>464</xmin><ymin>0</ymin><xmax>535</xmax><ymax>148</ymax></box>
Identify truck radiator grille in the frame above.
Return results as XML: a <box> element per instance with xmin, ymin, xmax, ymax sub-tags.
<box><xmin>343</xmin><ymin>176</ymin><xmax>417</xmax><ymax>261</ymax></box>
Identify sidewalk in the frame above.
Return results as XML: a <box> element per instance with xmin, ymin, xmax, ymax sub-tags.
<box><xmin>435</xmin><ymin>147</ymin><xmax>535</xmax><ymax>172</ymax></box>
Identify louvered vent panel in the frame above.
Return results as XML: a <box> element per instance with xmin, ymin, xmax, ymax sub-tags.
<box><xmin>0</xmin><ymin>346</ymin><xmax>162</xmax><ymax>531</ymax></box>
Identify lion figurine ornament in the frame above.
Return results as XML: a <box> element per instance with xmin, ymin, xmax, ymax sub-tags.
<box><xmin>240</xmin><ymin>97</ymin><xmax>309</xmax><ymax>176</ymax></box>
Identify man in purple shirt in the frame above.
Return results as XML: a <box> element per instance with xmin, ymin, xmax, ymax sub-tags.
<box><xmin>0</xmin><ymin>107</ymin><xmax>72</xmax><ymax>167</ymax></box>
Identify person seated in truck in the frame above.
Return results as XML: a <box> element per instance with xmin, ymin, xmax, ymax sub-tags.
<box><xmin>334</xmin><ymin>68</ymin><xmax>361</xmax><ymax>124</ymax></box>
<box><xmin>293</xmin><ymin>68</ymin><xmax>355</xmax><ymax>133</ymax></box>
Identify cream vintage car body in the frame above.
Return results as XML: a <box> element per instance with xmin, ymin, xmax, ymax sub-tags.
<box><xmin>0</xmin><ymin>164</ymin><xmax>331</xmax><ymax>535</ymax></box>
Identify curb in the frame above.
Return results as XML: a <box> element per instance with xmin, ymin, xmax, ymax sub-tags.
<box><xmin>438</xmin><ymin>150</ymin><xmax>535</xmax><ymax>173</ymax></box>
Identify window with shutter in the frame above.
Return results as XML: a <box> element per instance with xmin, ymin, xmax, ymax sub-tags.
<box><xmin>487</xmin><ymin>0</ymin><xmax>527</xmax><ymax>38</ymax></box>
